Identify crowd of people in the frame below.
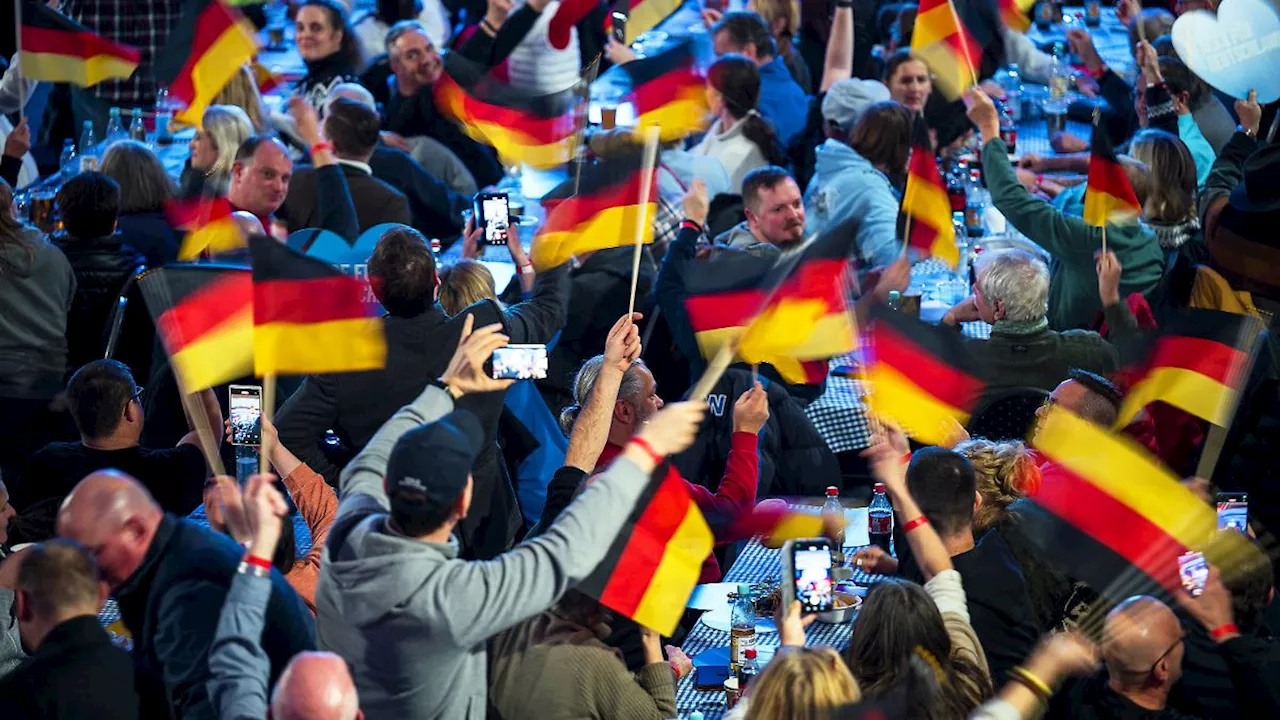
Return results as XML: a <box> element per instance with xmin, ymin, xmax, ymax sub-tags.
<box><xmin>1</xmin><ymin>0</ymin><xmax>1280</xmax><ymax>717</ymax></box>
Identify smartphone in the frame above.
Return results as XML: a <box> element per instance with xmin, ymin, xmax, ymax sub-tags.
<box><xmin>694</xmin><ymin>663</ymin><xmax>731</xmax><ymax>689</ymax></box>
<box><xmin>1178</xmin><ymin>551</ymin><xmax>1209</xmax><ymax>597</ymax></box>
<box><xmin>492</xmin><ymin>344</ymin><xmax>548</xmax><ymax>380</ymax></box>
<box><xmin>228</xmin><ymin>385</ymin><xmax>263</xmax><ymax>446</ymax></box>
<box><xmin>790</xmin><ymin>538</ymin><xmax>836</xmax><ymax>613</ymax></box>
<box><xmin>473</xmin><ymin>192</ymin><xmax>510</xmax><ymax>245</ymax></box>
<box><xmin>1216</xmin><ymin>492</ymin><xmax>1248</xmax><ymax>532</ymax></box>
<box><xmin>610</xmin><ymin>10</ymin><xmax>628</xmax><ymax>44</ymax></box>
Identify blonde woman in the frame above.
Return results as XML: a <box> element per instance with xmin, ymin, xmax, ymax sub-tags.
<box><xmin>211</xmin><ymin>65</ymin><xmax>271</xmax><ymax>132</ymax></box>
<box><xmin>726</xmin><ymin>646</ymin><xmax>861</xmax><ymax>719</ymax></box>
<box><xmin>953</xmin><ymin>438</ymin><xmax>1040</xmax><ymax>534</ymax></box>
<box><xmin>749</xmin><ymin>0</ymin><xmax>810</xmax><ymax>93</ymax></box>
<box><xmin>438</xmin><ymin>259</ymin><xmax>497</xmax><ymax>315</ymax></box>
<box><xmin>182</xmin><ymin>105</ymin><xmax>255</xmax><ymax>196</ymax></box>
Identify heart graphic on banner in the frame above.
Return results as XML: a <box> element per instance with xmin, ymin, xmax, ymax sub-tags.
<box><xmin>1172</xmin><ymin>0</ymin><xmax>1280</xmax><ymax>103</ymax></box>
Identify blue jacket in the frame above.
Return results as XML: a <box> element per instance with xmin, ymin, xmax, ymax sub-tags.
<box><xmin>803</xmin><ymin>139</ymin><xmax>902</xmax><ymax>269</ymax></box>
<box><xmin>756</xmin><ymin>57</ymin><xmax>807</xmax><ymax>151</ymax></box>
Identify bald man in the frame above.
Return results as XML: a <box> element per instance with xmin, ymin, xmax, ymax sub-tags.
<box><xmin>272</xmin><ymin>652</ymin><xmax>362</xmax><ymax>720</ymax></box>
<box><xmin>1051</xmin><ymin>596</ymin><xmax>1196</xmax><ymax>719</ymax></box>
<box><xmin>57</xmin><ymin>470</ymin><xmax>314</xmax><ymax>720</ymax></box>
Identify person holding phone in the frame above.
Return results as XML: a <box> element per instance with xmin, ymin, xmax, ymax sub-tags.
<box><xmin>18</xmin><ymin>360</ymin><xmax>223</xmax><ymax>543</ymax></box>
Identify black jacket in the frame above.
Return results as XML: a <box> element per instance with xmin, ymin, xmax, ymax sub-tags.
<box><xmin>539</xmin><ymin>246</ymin><xmax>655</xmax><ymax>414</ymax></box>
<box><xmin>114</xmin><ymin>514</ymin><xmax>315</xmax><ymax>720</ymax></box>
<box><xmin>1049</xmin><ymin>673</ymin><xmax>1199</xmax><ymax>720</ymax></box>
<box><xmin>0</xmin><ymin>616</ymin><xmax>140</xmax><ymax>720</ymax></box>
<box><xmin>1170</xmin><ymin>618</ymin><xmax>1280</xmax><ymax>719</ymax></box>
<box><xmin>673</xmin><ymin>367</ymin><xmax>839</xmax><ymax>498</ymax></box>
<box><xmin>280</xmin><ymin>162</ymin><xmax>411</xmax><ymax>235</ymax></box>
<box><xmin>294</xmin><ymin>51</ymin><xmax>360</xmax><ymax>110</ymax></box>
<box><xmin>275</xmin><ymin>266</ymin><xmax>569</xmax><ymax>558</ymax></box>
<box><xmin>55</xmin><ymin>233</ymin><xmax>146</xmax><ymax>373</ymax></box>
<box><xmin>114</xmin><ymin>210</ymin><xmax>177</xmax><ymax>267</ymax></box>
<box><xmin>368</xmin><ymin>145</ymin><xmax>467</xmax><ymax>240</ymax></box>
<box><xmin>950</xmin><ymin>530</ymin><xmax>1041</xmax><ymax>688</ymax></box>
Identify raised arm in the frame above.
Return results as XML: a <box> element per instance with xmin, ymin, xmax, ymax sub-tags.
<box><xmin>288</xmin><ymin>97</ymin><xmax>359</xmax><ymax>242</ymax></box>
<box><xmin>499</xmin><ymin>226</ymin><xmax>570</xmax><ymax>343</ymax></box>
<box><xmin>563</xmin><ymin>313</ymin><xmax>643</xmax><ymax>472</ymax></box>
<box><xmin>864</xmin><ymin>427</ymin><xmax>953</xmax><ymax>580</ymax></box>
<box><xmin>820</xmin><ymin>3</ymin><xmax>855</xmax><ymax>93</ymax></box>
<box><xmin>653</xmin><ymin>182</ymin><xmax>710</xmax><ymax>370</ymax></box>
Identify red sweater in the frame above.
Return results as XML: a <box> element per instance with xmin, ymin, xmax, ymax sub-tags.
<box><xmin>596</xmin><ymin>432</ymin><xmax>760</xmax><ymax>582</ymax></box>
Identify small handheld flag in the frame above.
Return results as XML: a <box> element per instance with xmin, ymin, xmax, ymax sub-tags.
<box><xmin>153</xmin><ymin>0</ymin><xmax>259</xmax><ymax>125</ymax></box>
<box><xmin>1083</xmin><ymin>114</ymin><xmax>1142</xmax><ymax>228</ymax></box>
<box><xmin>902</xmin><ymin>113</ymin><xmax>959</xmax><ymax>267</ymax></box>
<box><xmin>532</xmin><ymin>156</ymin><xmax>658</xmax><ymax>271</ymax></box>
<box><xmin>139</xmin><ymin>265</ymin><xmax>254</xmax><ymax>392</ymax></box>
<box><xmin>910</xmin><ymin>0</ymin><xmax>980</xmax><ymax>100</ymax></box>
<box><xmin>19</xmin><ymin>0</ymin><xmax>141</xmax><ymax>87</ymax></box>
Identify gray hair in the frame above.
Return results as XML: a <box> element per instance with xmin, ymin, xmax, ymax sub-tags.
<box><xmin>202</xmin><ymin>105</ymin><xmax>255</xmax><ymax>178</ymax></box>
<box><xmin>975</xmin><ymin>248</ymin><xmax>1049</xmax><ymax>324</ymax></box>
<box><xmin>326</xmin><ymin>82</ymin><xmax>376</xmax><ymax>112</ymax></box>
<box><xmin>559</xmin><ymin>355</ymin><xmax>649</xmax><ymax>435</ymax></box>
<box><xmin>385</xmin><ymin>20</ymin><xmax>429</xmax><ymax>57</ymax></box>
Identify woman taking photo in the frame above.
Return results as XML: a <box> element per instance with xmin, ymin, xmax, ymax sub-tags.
<box><xmin>693</xmin><ymin>55</ymin><xmax>786</xmax><ymax>192</ymax></box>
<box><xmin>294</xmin><ymin>0</ymin><xmax>364</xmax><ymax>110</ymax></box>
<box><xmin>181</xmin><ymin>105</ymin><xmax>256</xmax><ymax>197</ymax></box>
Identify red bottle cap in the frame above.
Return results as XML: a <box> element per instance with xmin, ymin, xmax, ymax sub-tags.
<box><xmin>874</xmin><ymin>482</ymin><xmax>887</xmax><ymax>493</ymax></box>
<box><xmin>825</xmin><ymin>486</ymin><xmax>839</xmax><ymax>496</ymax></box>
<box><xmin>744</xmin><ymin>649</ymin><xmax>758</xmax><ymax>659</ymax></box>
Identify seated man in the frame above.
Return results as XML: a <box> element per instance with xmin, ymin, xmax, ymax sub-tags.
<box><xmin>711</xmin><ymin>11</ymin><xmax>808</xmax><ymax>149</ymax></box>
<box><xmin>855</xmin><ymin>447</ymin><xmax>1041</xmax><ymax>686</ymax></box>
<box><xmin>712</xmin><ymin>165</ymin><xmax>807</xmax><ymax>257</ymax></box>
<box><xmin>941</xmin><ymin>248</ymin><xmax>1129</xmax><ymax>392</ymax></box>
<box><xmin>20</xmin><ymin>360</ymin><xmax>220</xmax><ymax>538</ymax></box>
<box><xmin>0</xmin><ymin>540</ymin><xmax>139</xmax><ymax>719</ymax></box>
<box><xmin>280</xmin><ymin>96</ymin><xmax>410</xmax><ymax>234</ymax></box>
<box><xmin>52</xmin><ymin>172</ymin><xmax>146</xmax><ymax>372</ymax></box>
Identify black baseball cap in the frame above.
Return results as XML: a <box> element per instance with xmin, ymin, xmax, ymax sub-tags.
<box><xmin>385</xmin><ymin>409</ymin><xmax>484</xmax><ymax>518</ymax></box>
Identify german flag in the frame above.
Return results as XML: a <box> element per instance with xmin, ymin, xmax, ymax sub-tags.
<box><xmin>618</xmin><ymin>0</ymin><xmax>683</xmax><ymax>44</ymax></box>
<box><xmin>864</xmin><ymin>304</ymin><xmax>985</xmax><ymax>445</ymax></box>
<box><xmin>138</xmin><ymin>265</ymin><xmax>254</xmax><ymax>392</ymax></box>
<box><xmin>434</xmin><ymin>55</ymin><xmax>580</xmax><ymax>170</ymax></box>
<box><xmin>250</xmin><ymin>60</ymin><xmax>285</xmax><ymax>95</ymax></box>
<box><xmin>910</xmin><ymin>0</ymin><xmax>979</xmax><ymax>100</ymax></box>
<box><xmin>1029</xmin><ymin>405</ymin><xmax>1264</xmax><ymax>599</ymax></box>
<box><xmin>531</xmin><ymin>156</ymin><xmax>657</xmax><ymax>271</ymax></box>
<box><xmin>1116</xmin><ymin>310</ymin><xmax>1260</xmax><ymax>428</ymax></box>
<box><xmin>999</xmin><ymin>0</ymin><xmax>1034</xmax><ymax>32</ymax></box>
<box><xmin>736</xmin><ymin>231</ymin><xmax>858</xmax><ymax>380</ymax></box>
<box><xmin>683</xmin><ymin>250</ymin><xmax>832</xmax><ymax>385</ymax></box>
<box><xmin>248</xmin><ymin>235</ymin><xmax>386</xmax><ymax>376</ymax></box>
<box><xmin>153</xmin><ymin>0</ymin><xmax>259</xmax><ymax>126</ymax></box>
<box><xmin>618</xmin><ymin>39</ymin><xmax>709</xmax><ymax>143</ymax></box>
<box><xmin>1083</xmin><ymin>116</ymin><xmax>1142</xmax><ymax>227</ymax></box>
<box><xmin>578</xmin><ymin>463</ymin><xmax>713</xmax><ymax>635</ymax></box>
<box><xmin>167</xmin><ymin>196</ymin><xmax>246</xmax><ymax>260</ymax></box>
<box><xmin>18</xmin><ymin>1</ymin><xmax>141</xmax><ymax>87</ymax></box>
<box><xmin>902</xmin><ymin>113</ymin><xmax>958</xmax><ymax>268</ymax></box>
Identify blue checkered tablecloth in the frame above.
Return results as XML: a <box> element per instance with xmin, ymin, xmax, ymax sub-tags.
<box><xmin>676</xmin><ymin>537</ymin><xmax>888</xmax><ymax>719</ymax></box>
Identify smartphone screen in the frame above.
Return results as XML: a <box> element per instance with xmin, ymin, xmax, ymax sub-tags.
<box><xmin>475</xmin><ymin>193</ymin><xmax>510</xmax><ymax>245</ymax></box>
<box><xmin>492</xmin><ymin>345</ymin><xmax>548</xmax><ymax>380</ymax></box>
<box><xmin>1178</xmin><ymin>551</ymin><xmax>1209</xmax><ymax>597</ymax></box>
<box><xmin>611</xmin><ymin>11</ymin><xmax>628</xmax><ymax>43</ymax></box>
<box><xmin>792</xmin><ymin>540</ymin><xmax>835</xmax><ymax>613</ymax></box>
<box><xmin>229</xmin><ymin>385</ymin><xmax>263</xmax><ymax>446</ymax></box>
<box><xmin>694</xmin><ymin>663</ymin><xmax>730</xmax><ymax>689</ymax></box>
<box><xmin>1217</xmin><ymin>493</ymin><xmax>1248</xmax><ymax>532</ymax></box>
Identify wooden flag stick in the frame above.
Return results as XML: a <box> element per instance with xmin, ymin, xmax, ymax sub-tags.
<box><xmin>900</xmin><ymin>213</ymin><xmax>913</xmax><ymax>258</ymax></box>
<box><xmin>689</xmin><ymin>339</ymin><xmax>738</xmax><ymax>401</ymax></box>
<box><xmin>14</xmin><ymin>0</ymin><xmax>25</xmax><ymax>122</ymax></box>
<box><xmin>180</xmin><ymin>385</ymin><xmax>226</xmax><ymax>477</ymax></box>
<box><xmin>751</xmin><ymin>363</ymin><xmax>759</xmax><ymax>385</ymax></box>
<box><xmin>627</xmin><ymin>125</ymin><xmax>662</xmax><ymax>317</ymax></box>
<box><xmin>1101</xmin><ymin>223</ymin><xmax>1107</xmax><ymax>255</ymax></box>
<box><xmin>945</xmin><ymin>0</ymin><xmax>978</xmax><ymax>89</ymax></box>
<box><xmin>1195</xmin><ymin>315</ymin><xmax>1266</xmax><ymax>479</ymax></box>
<box><xmin>259</xmin><ymin>374</ymin><xmax>277</xmax><ymax>476</ymax></box>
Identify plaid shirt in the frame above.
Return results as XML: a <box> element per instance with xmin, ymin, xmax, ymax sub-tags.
<box><xmin>64</xmin><ymin>0</ymin><xmax>185</xmax><ymax>106</ymax></box>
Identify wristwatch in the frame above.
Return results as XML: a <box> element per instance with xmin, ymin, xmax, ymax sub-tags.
<box><xmin>1238</xmin><ymin>124</ymin><xmax>1257</xmax><ymax>139</ymax></box>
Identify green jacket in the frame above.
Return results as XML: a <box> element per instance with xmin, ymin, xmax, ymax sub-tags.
<box><xmin>982</xmin><ymin>138</ymin><xmax>1165</xmax><ymax>330</ymax></box>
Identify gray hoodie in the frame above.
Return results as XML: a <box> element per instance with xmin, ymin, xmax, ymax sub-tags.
<box><xmin>0</xmin><ymin>226</ymin><xmax>75</xmax><ymax>398</ymax></box>
<box><xmin>315</xmin><ymin>385</ymin><xmax>652</xmax><ymax>720</ymax></box>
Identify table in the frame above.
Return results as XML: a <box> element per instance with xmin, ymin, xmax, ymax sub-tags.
<box><xmin>676</xmin><ymin>520</ymin><xmax>889</xmax><ymax>719</ymax></box>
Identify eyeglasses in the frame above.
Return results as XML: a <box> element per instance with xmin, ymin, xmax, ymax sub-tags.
<box><xmin>131</xmin><ymin>386</ymin><xmax>146</xmax><ymax>405</ymax></box>
<box><xmin>1143</xmin><ymin>633</ymin><xmax>1185</xmax><ymax>675</ymax></box>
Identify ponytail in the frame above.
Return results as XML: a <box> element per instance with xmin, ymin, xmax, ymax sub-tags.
<box><xmin>740</xmin><ymin>110</ymin><xmax>788</xmax><ymax>167</ymax></box>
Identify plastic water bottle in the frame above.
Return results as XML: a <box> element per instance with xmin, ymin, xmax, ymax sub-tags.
<box><xmin>868</xmin><ymin>482</ymin><xmax>894</xmax><ymax>555</ymax></box>
<box><xmin>129</xmin><ymin>108</ymin><xmax>147</xmax><ymax>142</ymax></box>
<box><xmin>947</xmin><ymin>162</ymin><xmax>968</xmax><ymax>213</ymax></box>
<box><xmin>154</xmin><ymin>88</ymin><xmax>173</xmax><ymax>144</ymax></box>
<box><xmin>822</xmin><ymin>486</ymin><xmax>845</xmax><ymax>548</ymax></box>
<box><xmin>729</xmin><ymin>583</ymin><xmax>756</xmax><ymax>674</ymax></box>
<box><xmin>105</xmin><ymin>107</ymin><xmax>126</xmax><ymax>144</ymax></box>
<box><xmin>998</xmin><ymin>102</ymin><xmax>1018</xmax><ymax>153</ymax></box>
<box><xmin>59</xmin><ymin>140</ymin><xmax>77</xmax><ymax>179</ymax></box>
<box><xmin>738</xmin><ymin>648</ymin><xmax>759</xmax><ymax>688</ymax></box>
<box><xmin>1048</xmin><ymin>48</ymin><xmax>1070</xmax><ymax>102</ymax></box>
<box><xmin>964</xmin><ymin>169</ymin><xmax>986</xmax><ymax>238</ymax></box>
<box><xmin>887</xmin><ymin>290</ymin><xmax>901</xmax><ymax>312</ymax></box>
<box><xmin>1001</xmin><ymin>63</ymin><xmax>1024</xmax><ymax>123</ymax></box>
<box><xmin>78</xmin><ymin>121</ymin><xmax>99</xmax><ymax>172</ymax></box>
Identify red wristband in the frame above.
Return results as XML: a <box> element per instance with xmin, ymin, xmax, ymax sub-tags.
<box><xmin>670</xmin><ymin>661</ymin><xmax>682</xmax><ymax>679</ymax></box>
<box><xmin>903</xmin><ymin>516</ymin><xmax>930</xmax><ymax>533</ymax></box>
<box><xmin>629</xmin><ymin>437</ymin><xmax>664</xmax><ymax>465</ymax></box>
<box><xmin>310</xmin><ymin>141</ymin><xmax>334</xmax><ymax>155</ymax></box>
<box><xmin>900</xmin><ymin>452</ymin><xmax>913</xmax><ymax>465</ymax></box>
<box><xmin>1209</xmin><ymin>623</ymin><xmax>1239</xmax><ymax>640</ymax></box>
<box><xmin>681</xmin><ymin>219</ymin><xmax>703</xmax><ymax>233</ymax></box>
<box><xmin>243</xmin><ymin>553</ymin><xmax>272</xmax><ymax>570</ymax></box>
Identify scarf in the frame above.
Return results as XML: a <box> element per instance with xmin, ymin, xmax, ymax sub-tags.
<box><xmin>1147</xmin><ymin>216</ymin><xmax>1200</xmax><ymax>250</ymax></box>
